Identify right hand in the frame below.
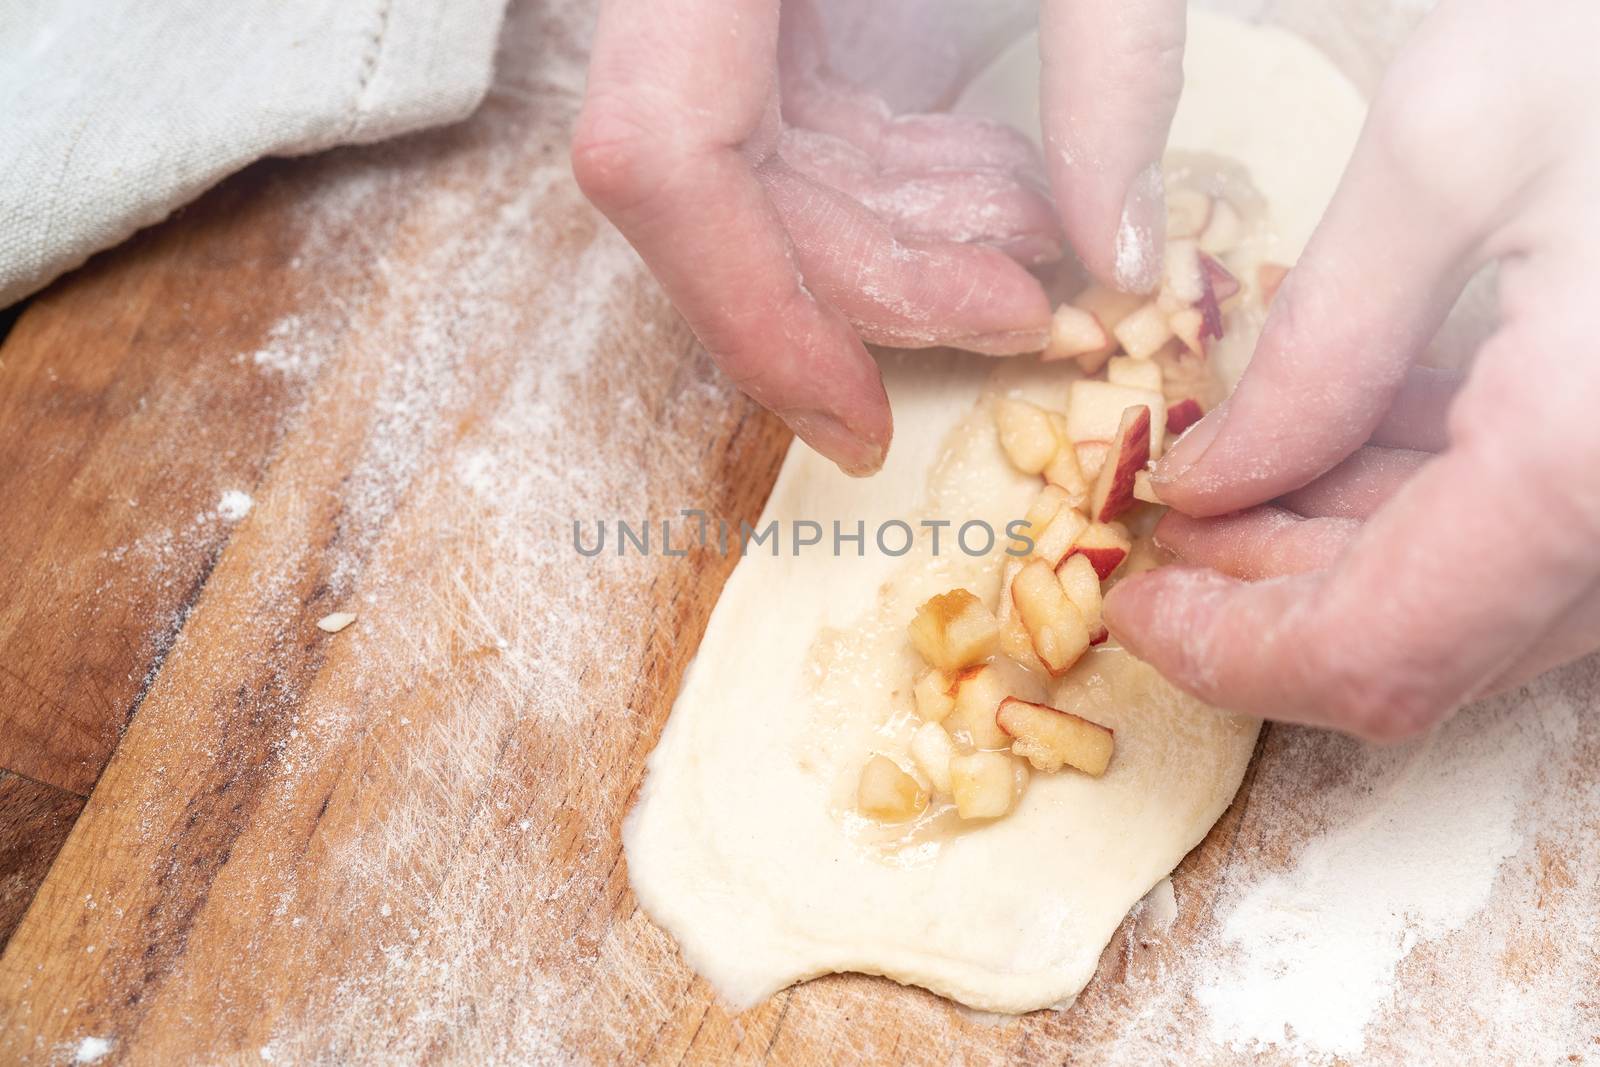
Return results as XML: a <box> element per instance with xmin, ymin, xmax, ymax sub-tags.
<box><xmin>573</xmin><ymin>0</ymin><xmax>1188</xmax><ymax>475</ymax></box>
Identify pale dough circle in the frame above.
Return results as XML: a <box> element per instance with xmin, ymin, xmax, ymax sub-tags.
<box><xmin>624</xmin><ymin>11</ymin><xmax>1366</xmax><ymax>1014</ymax></box>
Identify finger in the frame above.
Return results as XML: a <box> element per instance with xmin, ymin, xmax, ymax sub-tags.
<box><xmin>760</xmin><ymin>161</ymin><xmax>1053</xmax><ymax>353</ymax></box>
<box><xmin>784</xmin><ymin>77</ymin><xmax>1047</xmax><ymax>180</ymax></box>
<box><xmin>1152</xmin><ymin>89</ymin><xmax>1503</xmax><ymax>517</ymax></box>
<box><xmin>1369</xmin><ymin>366</ymin><xmax>1462</xmax><ymax>453</ymax></box>
<box><xmin>573</xmin><ymin>0</ymin><xmax>889</xmax><ymax>474</ymax></box>
<box><xmin>1153</xmin><ymin>508</ymin><xmax>1359</xmax><ymax>581</ymax></box>
<box><xmin>778</xmin><ymin>129</ymin><xmax>1062</xmax><ymax>265</ymax></box>
<box><xmin>1107</xmin><ymin>412</ymin><xmax>1598</xmax><ymax>739</ymax></box>
<box><xmin>1038</xmin><ymin>0</ymin><xmax>1186</xmax><ymax>292</ymax></box>
<box><xmin>1277</xmin><ymin>446</ymin><xmax>1430</xmax><ymax>521</ymax></box>
<box><xmin>1484</xmin><ymin>579</ymin><xmax>1600</xmax><ymax>694</ymax></box>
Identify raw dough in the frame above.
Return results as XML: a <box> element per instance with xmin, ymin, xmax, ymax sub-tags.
<box><xmin>624</xmin><ymin>11</ymin><xmax>1366</xmax><ymax>1014</ymax></box>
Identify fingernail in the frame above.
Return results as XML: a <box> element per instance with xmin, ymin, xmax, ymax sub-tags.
<box><xmin>1113</xmin><ymin>162</ymin><xmax>1165</xmax><ymax>293</ymax></box>
<box><xmin>955</xmin><ymin>327</ymin><xmax>1053</xmax><ymax>356</ymax></box>
<box><xmin>780</xmin><ymin>408</ymin><xmax>885</xmax><ymax>477</ymax></box>
<box><xmin>1153</xmin><ymin>400</ymin><xmax>1228</xmax><ymax>487</ymax></box>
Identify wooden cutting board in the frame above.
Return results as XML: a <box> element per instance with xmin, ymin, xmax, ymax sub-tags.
<box><xmin>1</xmin><ymin>2</ymin><xmax>1595</xmax><ymax>1063</ymax></box>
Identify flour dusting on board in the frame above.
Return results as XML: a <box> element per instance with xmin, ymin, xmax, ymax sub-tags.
<box><xmin>1193</xmin><ymin>692</ymin><xmax>1574</xmax><ymax>1060</ymax></box>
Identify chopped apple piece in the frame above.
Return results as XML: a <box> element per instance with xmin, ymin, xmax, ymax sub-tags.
<box><xmin>1010</xmin><ymin>559</ymin><xmax>1091</xmax><ymax>675</ymax></box>
<box><xmin>1055</xmin><ymin>552</ymin><xmax>1105</xmax><ymax>642</ymax></box>
<box><xmin>1189</xmin><ymin>253</ymin><xmax>1236</xmax><ymax>345</ymax></box>
<box><xmin>1154</xmin><ymin>344</ymin><xmax>1224</xmax><ymax>410</ymax></box>
<box><xmin>1169</xmin><ymin>307</ymin><xmax>1205</xmax><ymax>357</ymax></box>
<box><xmin>1202</xmin><ymin>253</ymin><xmax>1242</xmax><ymax>304</ymax></box>
<box><xmin>1166</xmin><ymin>188</ymin><xmax>1213</xmax><ymax>240</ymax></box>
<box><xmin>1067</xmin><ymin>521</ymin><xmax>1133</xmax><ymax>580</ymax></box>
<box><xmin>1088</xmin><ymin>405</ymin><xmax>1152</xmax><ymax>523</ymax></box>
<box><xmin>996</xmin><ymin>698</ymin><xmax>1115</xmax><ymax>776</ymax></box>
<box><xmin>1106</xmin><ymin>356</ymin><xmax>1163</xmax><ymax>393</ymax></box>
<box><xmin>1259</xmin><ymin>262</ymin><xmax>1290</xmax><ymax>305</ymax></box>
<box><xmin>1068</xmin><ymin>285</ymin><xmax>1145</xmax><ymax>373</ymax></box>
<box><xmin>858</xmin><ymin>755</ymin><xmax>929</xmax><ymax>821</ymax></box>
<box><xmin>1133</xmin><ymin>469</ymin><xmax>1161</xmax><ymax>505</ymax></box>
<box><xmin>908</xmin><ymin>589</ymin><xmax>998</xmax><ymax>671</ymax></box>
<box><xmin>1018</xmin><ymin>484</ymin><xmax>1071</xmax><ymax>548</ymax></box>
<box><xmin>1043</xmin><ymin>304</ymin><xmax>1111</xmax><ymax>362</ymax></box>
<box><xmin>1031</xmin><ymin>502</ymin><xmax>1089</xmax><ymax>568</ymax></box>
<box><xmin>1162</xmin><ymin>238</ymin><xmax>1205</xmax><ymax>305</ymax></box>
<box><xmin>996</xmin><ymin>560</ymin><xmax>1044</xmax><ymax>671</ymax></box>
<box><xmin>910</xmin><ymin>721</ymin><xmax>958</xmax><ymax>796</ymax></box>
<box><xmin>1198</xmin><ymin>197</ymin><xmax>1243</xmax><ymax>254</ymax></box>
<box><xmin>946</xmin><ymin>664</ymin><xmax>1011</xmax><ymax>749</ymax></box>
<box><xmin>1066</xmin><ymin>380</ymin><xmax>1166</xmax><ymax>456</ymax></box>
<box><xmin>949</xmin><ymin>751</ymin><xmax>1023</xmax><ymax>819</ymax></box>
<box><xmin>1075</xmin><ymin>441</ymin><xmax>1110</xmax><ymax>482</ymax></box>
<box><xmin>1166</xmin><ymin>397</ymin><xmax>1205</xmax><ymax>436</ymax></box>
<box><xmin>1042</xmin><ymin>413</ymin><xmax>1089</xmax><ymax>501</ymax></box>
<box><xmin>1112</xmin><ymin>301</ymin><xmax>1174</xmax><ymax>360</ymax></box>
<box><xmin>912</xmin><ymin>669</ymin><xmax>956</xmax><ymax>723</ymax></box>
<box><xmin>995</xmin><ymin>398</ymin><xmax>1058</xmax><ymax>475</ymax></box>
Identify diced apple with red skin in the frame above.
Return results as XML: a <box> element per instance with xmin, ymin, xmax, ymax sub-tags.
<box><xmin>1055</xmin><ymin>553</ymin><xmax>1105</xmax><ymax>644</ymax></box>
<box><xmin>945</xmin><ymin>664</ymin><xmax>1012</xmax><ymax>749</ymax></box>
<box><xmin>1194</xmin><ymin>253</ymin><xmax>1239</xmax><ymax>343</ymax></box>
<box><xmin>1066</xmin><ymin>380</ymin><xmax>1166</xmax><ymax>457</ymax></box>
<box><xmin>1112</xmin><ymin>301</ymin><xmax>1174</xmax><ymax>360</ymax></box>
<box><xmin>1106</xmin><ymin>356</ymin><xmax>1163</xmax><ymax>393</ymax></box>
<box><xmin>1067</xmin><ymin>285</ymin><xmax>1145</xmax><ymax>373</ymax></box>
<box><xmin>913</xmin><ymin>669</ymin><xmax>956</xmax><ymax>723</ymax></box>
<box><xmin>949</xmin><ymin>751</ymin><xmax>1025</xmax><ymax>819</ymax></box>
<box><xmin>858</xmin><ymin>755</ymin><xmax>928</xmax><ymax>821</ymax></box>
<box><xmin>910</xmin><ymin>721</ymin><xmax>957</xmax><ymax>795</ymax></box>
<box><xmin>1067</xmin><ymin>521</ymin><xmax>1133</xmax><ymax>581</ymax></box>
<box><xmin>1043</xmin><ymin>304</ymin><xmax>1110</xmax><ymax>362</ymax></box>
<box><xmin>996</xmin><ymin>698</ymin><xmax>1115</xmax><ymax>776</ymax></box>
<box><xmin>1042</xmin><ymin>413</ymin><xmax>1088</xmax><ymax>502</ymax></box>
<box><xmin>1010</xmin><ymin>559</ymin><xmax>1091</xmax><ymax>676</ymax></box>
<box><xmin>1166</xmin><ymin>396</ymin><xmax>1205</xmax><ymax>436</ymax></box>
<box><xmin>1198</xmin><ymin>197</ymin><xmax>1243</xmax><ymax>254</ymax></box>
<box><xmin>1133</xmin><ymin>470</ymin><xmax>1161</xmax><ymax>505</ymax></box>
<box><xmin>908</xmin><ymin>589</ymin><xmax>998</xmax><ymax>671</ymax></box>
<box><xmin>1166</xmin><ymin>188</ymin><xmax>1213</xmax><ymax>240</ymax></box>
<box><xmin>1259</xmin><ymin>262</ymin><xmax>1290</xmax><ymax>306</ymax></box>
<box><xmin>1088</xmin><ymin>405</ymin><xmax>1152</xmax><ymax>523</ymax></box>
<box><xmin>995</xmin><ymin>398</ymin><xmax>1058</xmax><ymax>475</ymax></box>
<box><xmin>1031</xmin><ymin>501</ymin><xmax>1089</xmax><ymax>568</ymax></box>
<box><xmin>1154</xmin><ymin>345</ymin><xmax>1224</xmax><ymax>410</ymax></box>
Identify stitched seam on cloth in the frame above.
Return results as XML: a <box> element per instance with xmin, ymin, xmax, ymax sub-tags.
<box><xmin>344</xmin><ymin>0</ymin><xmax>394</xmax><ymax>138</ymax></box>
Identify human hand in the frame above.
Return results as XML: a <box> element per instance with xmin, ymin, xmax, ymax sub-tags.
<box><xmin>573</xmin><ymin>0</ymin><xmax>1188</xmax><ymax>475</ymax></box>
<box><xmin>1102</xmin><ymin>0</ymin><xmax>1600</xmax><ymax>740</ymax></box>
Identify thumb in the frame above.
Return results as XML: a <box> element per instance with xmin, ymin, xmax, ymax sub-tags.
<box><xmin>1038</xmin><ymin>0</ymin><xmax>1186</xmax><ymax>292</ymax></box>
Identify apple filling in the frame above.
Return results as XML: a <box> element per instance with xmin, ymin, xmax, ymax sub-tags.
<box><xmin>856</xmin><ymin>184</ymin><xmax>1276</xmax><ymax>825</ymax></box>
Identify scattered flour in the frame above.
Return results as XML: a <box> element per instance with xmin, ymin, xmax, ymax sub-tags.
<box><xmin>1194</xmin><ymin>691</ymin><xmax>1572</xmax><ymax>1060</ymax></box>
<box><xmin>71</xmin><ymin>1037</ymin><xmax>111</xmax><ymax>1064</ymax></box>
<box><xmin>216</xmin><ymin>490</ymin><xmax>253</xmax><ymax>521</ymax></box>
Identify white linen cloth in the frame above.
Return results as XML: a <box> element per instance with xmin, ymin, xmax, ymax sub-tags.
<box><xmin>0</xmin><ymin>0</ymin><xmax>508</xmax><ymax>306</ymax></box>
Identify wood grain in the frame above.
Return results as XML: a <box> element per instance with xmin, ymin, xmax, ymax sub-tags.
<box><xmin>0</xmin><ymin>772</ymin><xmax>85</xmax><ymax>953</ymax></box>
<box><xmin>0</xmin><ymin>1</ymin><xmax>1595</xmax><ymax>1064</ymax></box>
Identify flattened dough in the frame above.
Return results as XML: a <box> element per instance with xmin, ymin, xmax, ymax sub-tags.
<box><xmin>625</xmin><ymin>12</ymin><xmax>1366</xmax><ymax>1014</ymax></box>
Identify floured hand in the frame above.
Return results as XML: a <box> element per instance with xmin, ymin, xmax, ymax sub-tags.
<box><xmin>573</xmin><ymin>0</ymin><xmax>1188</xmax><ymax>475</ymax></box>
<box><xmin>1105</xmin><ymin>0</ymin><xmax>1600</xmax><ymax>740</ymax></box>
